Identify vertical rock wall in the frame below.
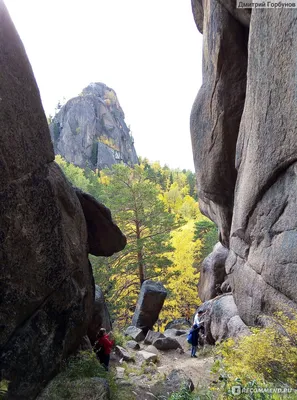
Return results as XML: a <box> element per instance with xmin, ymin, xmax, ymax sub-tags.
<box><xmin>0</xmin><ymin>2</ymin><xmax>126</xmax><ymax>398</ymax></box>
<box><xmin>191</xmin><ymin>0</ymin><xmax>297</xmax><ymax>326</ymax></box>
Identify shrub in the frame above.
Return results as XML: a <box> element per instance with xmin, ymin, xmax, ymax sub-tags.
<box><xmin>0</xmin><ymin>380</ymin><xmax>8</xmax><ymax>400</ymax></box>
<box><xmin>212</xmin><ymin>311</ymin><xmax>297</xmax><ymax>398</ymax></box>
<box><xmin>38</xmin><ymin>351</ymin><xmax>122</xmax><ymax>400</ymax></box>
<box><xmin>169</xmin><ymin>385</ymin><xmax>193</xmax><ymax>400</ymax></box>
<box><xmin>112</xmin><ymin>328</ymin><xmax>127</xmax><ymax>347</ymax></box>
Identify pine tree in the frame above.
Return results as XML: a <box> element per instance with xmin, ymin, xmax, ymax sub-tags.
<box><xmin>92</xmin><ymin>163</ymin><xmax>178</xmax><ymax>325</ymax></box>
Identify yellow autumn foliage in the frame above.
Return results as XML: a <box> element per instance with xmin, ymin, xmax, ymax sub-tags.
<box><xmin>213</xmin><ymin>311</ymin><xmax>297</xmax><ymax>398</ymax></box>
<box><xmin>159</xmin><ymin>221</ymin><xmax>201</xmax><ymax>330</ymax></box>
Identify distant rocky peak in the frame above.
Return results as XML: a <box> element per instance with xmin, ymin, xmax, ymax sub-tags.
<box><xmin>50</xmin><ymin>82</ymin><xmax>138</xmax><ymax>170</ymax></box>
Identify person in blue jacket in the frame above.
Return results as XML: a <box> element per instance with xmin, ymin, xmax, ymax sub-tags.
<box><xmin>190</xmin><ymin>324</ymin><xmax>199</xmax><ymax>358</ymax></box>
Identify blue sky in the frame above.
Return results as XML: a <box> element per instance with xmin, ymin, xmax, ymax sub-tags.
<box><xmin>5</xmin><ymin>0</ymin><xmax>203</xmax><ymax>171</ymax></box>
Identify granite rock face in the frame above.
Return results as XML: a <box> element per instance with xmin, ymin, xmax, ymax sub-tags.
<box><xmin>0</xmin><ymin>3</ymin><xmax>125</xmax><ymax>398</ymax></box>
<box><xmin>50</xmin><ymin>82</ymin><xmax>138</xmax><ymax>170</ymax></box>
<box><xmin>227</xmin><ymin>8</ymin><xmax>297</xmax><ymax>325</ymax></box>
<box><xmin>190</xmin><ymin>0</ymin><xmax>248</xmax><ymax>247</ymax></box>
<box><xmin>88</xmin><ymin>285</ymin><xmax>112</xmax><ymax>344</ymax></box>
<box><xmin>199</xmin><ymin>294</ymin><xmax>250</xmax><ymax>344</ymax></box>
<box><xmin>198</xmin><ymin>242</ymin><xmax>229</xmax><ymax>302</ymax></box>
<box><xmin>132</xmin><ymin>280</ymin><xmax>167</xmax><ymax>334</ymax></box>
<box><xmin>75</xmin><ymin>189</ymin><xmax>126</xmax><ymax>257</ymax></box>
<box><xmin>192</xmin><ymin>1</ymin><xmax>297</xmax><ymax>326</ymax></box>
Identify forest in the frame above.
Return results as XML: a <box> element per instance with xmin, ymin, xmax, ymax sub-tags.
<box><xmin>55</xmin><ymin>155</ymin><xmax>217</xmax><ymax>329</ymax></box>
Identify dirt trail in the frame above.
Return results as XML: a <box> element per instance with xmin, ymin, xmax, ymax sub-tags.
<box><xmin>157</xmin><ymin>349</ymin><xmax>215</xmax><ymax>388</ymax></box>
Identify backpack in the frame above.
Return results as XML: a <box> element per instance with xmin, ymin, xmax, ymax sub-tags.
<box><xmin>187</xmin><ymin>331</ymin><xmax>193</xmax><ymax>345</ymax></box>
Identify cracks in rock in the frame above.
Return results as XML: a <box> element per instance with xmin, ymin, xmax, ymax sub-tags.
<box><xmin>264</xmin><ymin>89</ymin><xmax>272</xmax><ymax>123</ymax></box>
<box><xmin>244</xmin><ymin>159</ymin><xmax>297</xmax><ymax>232</ymax></box>
<box><xmin>0</xmin><ymin>265</ymin><xmax>90</xmax><ymax>354</ymax></box>
<box><xmin>209</xmin><ymin>111</ymin><xmax>224</xmax><ymax>153</ymax></box>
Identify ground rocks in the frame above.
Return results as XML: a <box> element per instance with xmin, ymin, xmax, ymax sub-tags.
<box><xmin>146</xmin><ymin>345</ymin><xmax>159</xmax><ymax>355</ymax></box>
<box><xmin>153</xmin><ymin>337</ymin><xmax>182</xmax><ymax>351</ymax></box>
<box><xmin>115</xmin><ymin>346</ymin><xmax>134</xmax><ymax>362</ymax></box>
<box><xmin>138</xmin><ymin>350</ymin><xmax>158</xmax><ymax>363</ymax></box>
<box><xmin>144</xmin><ymin>330</ymin><xmax>165</xmax><ymax>344</ymax></box>
<box><xmin>124</xmin><ymin>326</ymin><xmax>145</xmax><ymax>342</ymax></box>
<box><xmin>165</xmin><ymin>318</ymin><xmax>192</xmax><ymax>330</ymax></box>
<box><xmin>126</xmin><ymin>340</ymin><xmax>140</xmax><ymax>350</ymax></box>
<box><xmin>132</xmin><ymin>280</ymin><xmax>167</xmax><ymax>333</ymax></box>
<box><xmin>152</xmin><ymin>369</ymin><xmax>194</xmax><ymax>398</ymax></box>
<box><xmin>164</xmin><ymin>329</ymin><xmax>187</xmax><ymax>337</ymax></box>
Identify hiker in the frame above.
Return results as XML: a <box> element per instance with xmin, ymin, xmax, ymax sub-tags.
<box><xmin>194</xmin><ymin>310</ymin><xmax>205</xmax><ymax>336</ymax></box>
<box><xmin>189</xmin><ymin>324</ymin><xmax>199</xmax><ymax>358</ymax></box>
<box><xmin>94</xmin><ymin>328</ymin><xmax>114</xmax><ymax>371</ymax></box>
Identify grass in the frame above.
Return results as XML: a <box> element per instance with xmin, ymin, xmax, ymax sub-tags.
<box><xmin>37</xmin><ymin>351</ymin><xmax>135</xmax><ymax>400</ymax></box>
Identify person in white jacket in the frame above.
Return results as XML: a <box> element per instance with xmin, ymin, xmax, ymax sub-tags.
<box><xmin>193</xmin><ymin>310</ymin><xmax>205</xmax><ymax>336</ymax></box>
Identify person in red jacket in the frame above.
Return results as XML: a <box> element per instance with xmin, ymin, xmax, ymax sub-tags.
<box><xmin>95</xmin><ymin>328</ymin><xmax>114</xmax><ymax>371</ymax></box>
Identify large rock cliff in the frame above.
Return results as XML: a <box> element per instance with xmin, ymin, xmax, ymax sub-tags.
<box><xmin>191</xmin><ymin>0</ymin><xmax>297</xmax><ymax>328</ymax></box>
<box><xmin>0</xmin><ymin>2</ymin><xmax>126</xmax><ymax>398</ymax></box>
<box><xmin>50</xmin><ymin>82</ymin><xmax>138</xmax><ymax>170</ymax></box>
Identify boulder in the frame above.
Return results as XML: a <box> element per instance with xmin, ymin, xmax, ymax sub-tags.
<box><xmin>175</xmin><ymin>334</ymin><xmax>190</xmax><ymax>351</ymax></box>
<box><xmin>163</xmin><ymin>329</ymin><xmax>187</xmax><ymax>337</ymax></box>
<box><xmin>116</xmin><ymin>367</ymin><xmax>125</xmax><ymax>379</ymax></box>
<box><xmin>138</xmin><ymin>350</ymin><xmax>158</xmax><ymax>363</ymax></box>
<box><xmin>115</xmin><ymin>346</ymin><xmax>134</xmax><ymax>362</ymax></box>
<box><xmin>88</xmin><ymin>285</ymin><xmax>112</xmax><ymax>344</ymax></box>
<box><xmin>164</xmin><ymin>318</ymin><xmax>191</xmax><ymax>330</ymax></box>
<box><xmin>75</xmin><ymin>189</ymin><xmax>126</xmax><ymax>257</ymax></box>
<box><xmin>146</xmin><ymin>345</ymin><xmax>159</xmax><ymax>355</ymax></box>
<box><xmin>153</xmin><ymin>337</ymin><xmax>181</xmax><ymax>351</ymax></box>
<box><xmin>0</xmin><ymin>3</ymin><xmax>125</xmax><ymax>398</ymax></box>
<box><xmin>132</xmin><ymin>280</ymin><xmax>167</xmax><ymax>333</ymax></box>
<box><xmin>190</xmin><ymin>0</ymin><xmax>248</xmax><ymax>246</ymax></box>
<box><xmin>126</xmin><ymin>340</ymin><xmax>140</xmax><ymax>350</ymax></box>
<box><xmin>199</xmin><ymin>294</ymin><xmax>250</xmax><ymax>344</ymax></box>
<box><xmin>152</xmin><ymin>369</ymin><xmax>194</xmax><ymax>398</ymax></box>
<box><xmin>124</xmin><ymin>326</ymin><xmax>145</xmax><ymax>342</ymax></box>
<box><xmin>198</xmin><ymin>242</ymin><xmax>229</xmax><ymax>302</ymax></box>
<box><xmin>144</xmin><ymin>330</ymin><xmax>165</xmax><ymax>345</ymax></box>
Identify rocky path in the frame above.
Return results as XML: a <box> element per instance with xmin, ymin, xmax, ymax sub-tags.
<box><xmin>157</xmin><ymin>350</ymin><xmax>214</xmax><ymax>388</ymax></box>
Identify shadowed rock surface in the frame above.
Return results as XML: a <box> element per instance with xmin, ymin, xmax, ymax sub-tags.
<box><xmin>88</xmin><ymin>285</ymin><xmax>112</xmax><ymax>344</ymax></box>
<box><xmin>190</xmin><ymin>0</ymin><xmax>248</xmax><ymax>247</ymax></box>
<box><xmin>75</xmin><ymin>189</ymin><xmax>126</xmax><ymax>257</ymax></box>
<box><xmin>132</xmin><ymin>280</ymin><xmax>167</xmax><ymax>334</ymax></box>
<box><xmin>0</xmin><ymin>3</ymin><xmax>125</xmax><ymax>398</ymax></box>
<box><xmin>198</xmin><ymin>242</ymin><xmax>228</xmax><ymax>302</ymax></box>
<box><xmin>199</xmin><ymin>294</ymin><xmax>250</xmax><ymax>344</ymax></box>
<box><xmin>191</xmin><ymin>1</ymin><xmax>297</xmax><ymax>326</ymax></box>
<box><xmin>50</xmin><ymin>82</ymin><xmax>138</xmax><ymax>170</ymax></box>
<box><xmin>152</xmin><ymin>369</ymin><xmax>194</xmax><ymax>397</ymax></box>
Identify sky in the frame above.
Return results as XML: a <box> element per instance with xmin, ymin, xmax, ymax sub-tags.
<box><xmin>5</xmin><ymin>0</ymin><xmax>203</xmax><ymax>171</ymax></box>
